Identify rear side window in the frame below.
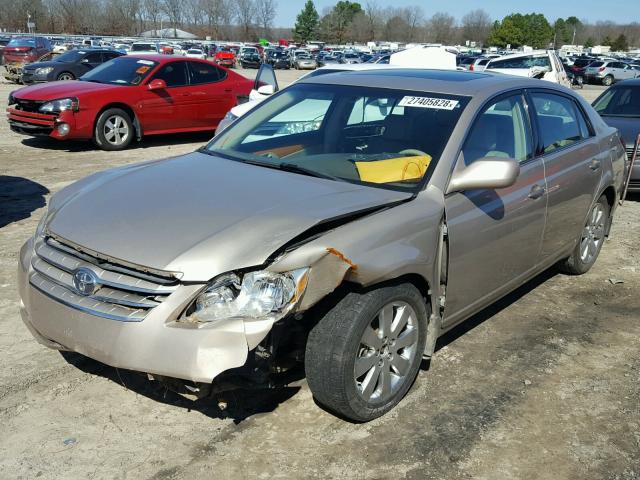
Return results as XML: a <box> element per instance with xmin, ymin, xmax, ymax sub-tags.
<box><xmin>590</xmin><ymin>61</ymin><xmax>604</xmax><ymax>68</ymax></box>
<box><xmin>463</xmin><ymin>94</ymin><xmax>533</xmax><ymax>165</ymax></box>
<box><xmin>530</xmin><ymin>93</ymin><xmax>587</xmax><ymax>153</ymax></box>
<box><xmin>188</xmin><ymin>61</ymin><xmax>225</xmax><ymax>84</ymax></box>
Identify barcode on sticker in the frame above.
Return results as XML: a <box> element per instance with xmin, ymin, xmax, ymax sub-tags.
<box><xmin>398</xmin><ymin>96</ymin><xmax>459</xmax><ymax>110</ymax></box>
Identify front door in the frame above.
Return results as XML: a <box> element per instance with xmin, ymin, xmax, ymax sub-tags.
<box><xmin>138</xmin><ymin>60</ymin><xmax>195</xmax><ymax>132</ymax></box>
<box><xmin>444</xmin><ymin>92</ymin><xmax>548</xmax><ymax>325</ymax></box>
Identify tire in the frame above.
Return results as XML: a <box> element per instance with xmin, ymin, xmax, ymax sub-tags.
<box><xmin>93</xmin><ymin>108</ymin><xmax>134</xmax><ymax>151</ymax></box>
<box><xmin>305</xmin><ymin>283</ymin><xmax>428</xmax><ymax>422</ymax></box>
<box><xmin>57</xmin><ymin>72</ymin><xmax>74</xmax><ymax>81</ymax></box>
<box><xmin>558</xmin><ymin>195</ymin><xmax>609</xmax><ymax>275</ymax></box>
<box><xmin>602</xmin><ymin>75</ymin><xmax>613</xmax><ymax>86</ymax></box>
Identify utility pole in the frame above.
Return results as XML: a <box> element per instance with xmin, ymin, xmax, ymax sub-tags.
<box><xmin>572</xmin><ymin>27</ymin><xmax>576</xmax><ymax>45</ymax></box>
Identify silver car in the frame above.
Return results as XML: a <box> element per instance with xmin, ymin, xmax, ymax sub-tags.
<box><xmin>584</xmin><ymin>60</ymin><xmax>639</xmax><ymax>86</ymax></box>
<box><xmin>18</xmin><ymin>70</ymin><xmax>626</xmax><ymax>421</ymax></box>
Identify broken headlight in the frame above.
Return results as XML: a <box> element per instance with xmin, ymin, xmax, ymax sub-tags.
<box><xmin>184</xmin><ymin>268</ymin><xmax>309</xmax><ymax>324</ymax></box>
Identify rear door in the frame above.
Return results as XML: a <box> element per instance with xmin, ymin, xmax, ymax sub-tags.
<box><xmin>138</xmin><ymin>60</ymin><xmax>196</xmax><ymax>132</ymax></box>
<box><xmin>186</xmin><ymin>61</ymin><xmax>236</xmax><ymax>128</ymax></box>
<box><xmin>444</xmin><ymin>92</ymin><xmax>548</xmax><ymax>324</ymax></box>
<box><xmin>527</xmin><ymin>90</ymin><xmax>604</xmax><ymax>262</ymax></box>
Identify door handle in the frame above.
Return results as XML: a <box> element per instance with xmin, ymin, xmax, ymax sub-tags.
<box><xmin>528</xmin><ymin>184</ymin><xmax>545</xmax><ymax>200</ymax></box>
<box><xmin>589</xmin><ymin>159</ymin><xmax>601</xmax><ymax>171</ymax></box>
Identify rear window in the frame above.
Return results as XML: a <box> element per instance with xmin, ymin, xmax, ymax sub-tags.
<box><xmin>489</xmin><ymin>55</ymin><xmax>551</xmax><ymax>69</ymax></box>
<box><xmin>131</xmin><ymin>44</ymin><xmax>156</xmax><ymax>52</ymax></box>
<box><xmin>589</xmin><ymin>61</ymin><xmax>604</xmax><ymax>68</ymax></box>
<box><xmin>593</xmin><ymin>87</ymin><xmax>640</xmax><ymax>116</ymax></box>
<box><xmin>7</xmin><ymin>38</ymin><xmax>36</xmax><ymax>47</ymax></box>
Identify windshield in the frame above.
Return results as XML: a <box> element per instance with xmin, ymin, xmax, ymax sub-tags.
<box><xmin>187</xmin><ymin>49</ymin><xmax>201</xmax><ymax>54</ymax></box>
<box><xmin>80</xmin><ymin>57</ymin><xmax>157</xmax><ymax>85</ymax></box>
<box><xmin>206</xmin><ymin>84</ymin><xmax>468</xmax><ymax>192</ymax></box>
<box><xmin>55</xmin><ymin>50</ymin><xmax>86</xmax><ymax>62</ymax></box>
<box><xmin>131</xmin><ymin>43</ymin><xmax>156</xmax><ymax>52</ymax></box>
<box><xmin>593</xmin><ymin>87</ymin><xmax>640</xmax><ymax>116</ymax></box>
<box><xmin>7</xmin><ymin>38</ymin><xmax>36</xmax><ymax>47</ymax></box>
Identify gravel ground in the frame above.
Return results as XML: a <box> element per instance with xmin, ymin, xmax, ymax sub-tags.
<box><xmin>1</xmin><ymin>71</ymin><xmax>638</xmax><ymax>480</ymax></box>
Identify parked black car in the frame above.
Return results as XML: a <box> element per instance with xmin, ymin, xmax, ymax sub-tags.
<box><xmin>267</xmin><ymin>51</ymin><xmax>291</xmax><ymax>69</ymax></box>
<box><xmin>21</xmin><ymin>48</ymin><xmax>123</xmax><ymax>84</ymax></box>
<box><xmin>241</xmin><ymin>52</ymin><xmax>262</xmax><ymax>69</ymax></box>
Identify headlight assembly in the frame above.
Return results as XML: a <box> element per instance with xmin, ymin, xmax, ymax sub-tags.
<box><xmin>39</xmin><ymin>97</ymin><xmax>79</xmax><ymax>113</ymax></box>
<box><xmin>183</xmin><ymin>268</ymin><xmax>309</xmax><ymax>325</ymax></box>
<box><xmin>35</xmin><ymin>66</ymin><xmax>54</xmax><ymax>75</ymax></box>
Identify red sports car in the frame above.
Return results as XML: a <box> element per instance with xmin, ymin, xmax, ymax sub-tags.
<box><xmin>7</xmin><ymin>55</ymin><xmax>253</xmax><ymax>150</ymax></box>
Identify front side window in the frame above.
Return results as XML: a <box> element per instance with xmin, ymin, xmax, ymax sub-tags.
<box><xmin>531</xmin><ymin>92</ymin><xmax>585</xmax><ymax>153</ymax></box>
<box><xmin>206</xmin><ymin>84</ymin><xmax>468</xmax><ymax>192</ymax></box>
<box><xmin>152</xmin><ymin>62</ymin><xmax>189</xmax><ymax>87</ymax></box>
<box><xmin>463</xmin><ymin>94</ymin><xmax>532</xmax><ymax>165</ymax></box>
<box><xmin>490</xmin><ymin>55</ymin><xmax>551</xmax><ymax>69</ymax></box>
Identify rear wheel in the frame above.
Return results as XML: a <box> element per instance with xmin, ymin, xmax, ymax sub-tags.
<box><xmin>305</xmin><ymin>283</ymin><xmax>427</xmax><ymax>422</ymax></box>
<box><xmin>558</xmin><ymin>195</ymin><xmax>609</xmax><ymax>275</ymax></box>
<box><xmin>602</xmin><ymin>75</ymin><xmax>614</xmax><ymax>86</ymax></box>
<box><xmin>56</xmin><ymin>72</ymin><xmax>74</xmax><ymax>81</ymax></box>
<box><xmin>93</xmin><ymin>108</ymin><xmax>134</xmax><ymax>151</ymax></box>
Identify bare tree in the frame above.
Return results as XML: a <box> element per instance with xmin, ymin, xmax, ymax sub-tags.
<box><xmin>461</xmin><ymin>9</ymin><xmax>491</xmax><ymax>45</ymax></box>
<box><xmin>162</xmin><ymin>0</ymin><xmax>182</xmax><ymax>37</ymax></box>
<box><xmin>402</xmin><ymin>5</ymin><xmax>424</xmax><ymax>43</ymax></box>
<box><xmin>142</xmin><ymin>0</ymin><xmax>162</xmax><ymax>34</ymax></box>
<box><xmin>427</xmin><ymin>12</ymin><xmax>456</xmax><ymax>44</ymax></box>
<box><xmin>255</xmin><ymin>0</ymin><xmax>276</xmax><ymax>38</ymax></box>
<box><xmin>234</xmin><ymin>0</ymin><xmax>256</xmax><ymax>41</ymax></box>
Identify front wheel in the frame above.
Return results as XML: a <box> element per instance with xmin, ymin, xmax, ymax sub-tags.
<box><xmin>305</xmin><ymin>283</ymin><xmax>428</xmax><ymax>422</ymax></box>
<box><xmin>93</xmin><ymin>108</ymin><xmax>134</xmax><ymax>151</ymax></box>
<box><xmin>558</xmin><ymin>195</ymin><xmax>609</xmax><ymax>275</ymax></box>
<box><xmin>57</xmin><ymin>72</ymin><xmax>74</xmax><ymax>81</ymax></box>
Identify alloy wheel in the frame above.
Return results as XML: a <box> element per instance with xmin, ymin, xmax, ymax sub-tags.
<box><xmin>58</xmin><ymin>73</ymin><xmax>74</xmax><ymax>81</ymax></box>
<box><xmin>354</xmin><ymin>301</ymin><xmax>419</xmax><ymax>403</ymax></box>
<box><xmin>103</xmin><ymin>115</ymin><xmax>130</xmax><ymax>146</ymax></box>
<box><xmin>580</xmin><ymin>202</ymin><xmax>606</xmax><ymax>264</ymax></box>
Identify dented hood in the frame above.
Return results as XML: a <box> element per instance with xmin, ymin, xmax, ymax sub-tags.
<box><xmin>47</xmin><ymin>151</ymin><xmax>411</xmax><ymax>281</ymax></box>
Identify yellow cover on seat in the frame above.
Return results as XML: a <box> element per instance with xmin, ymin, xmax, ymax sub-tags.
<box><xmin>355</xmin><ymin>155</ymin><xmax>432</xmax><ymax>184</ymax></box>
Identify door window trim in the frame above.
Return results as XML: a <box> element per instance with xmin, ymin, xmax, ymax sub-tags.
<box><xmin>187</xmin><ymin>60</ymin><xmax>227</xmax><ymax>85</ymax></box>
<box><xmin>149</xmin><ymin>60</ymin><xmax>190</xmax><ymax>88</ymax></box>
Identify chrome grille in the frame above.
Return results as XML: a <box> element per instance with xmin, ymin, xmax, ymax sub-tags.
<box><xmin>29</xmin><ymin>237</ymin><xmax>179</xmax><ymax>321</ymax></box>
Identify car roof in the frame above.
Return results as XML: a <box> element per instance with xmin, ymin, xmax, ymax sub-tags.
<box><xmin>299</xmin><ymin>68</ymin><xmax>568</xmax><ymax>97</ymax></box>
<box><xmin>125</xmin><ymin>54</ymin><xmax>203</xmax><ymax>64</ymax></box>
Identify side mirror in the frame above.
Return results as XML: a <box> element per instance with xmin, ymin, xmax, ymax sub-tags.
<box><xmin>148</xmin><ymin>78</ymin><xmax>167</xmax><ymax>91</ymax></box>
<box><xmin>257</xmin><ymin>84</ymin><xmax>275</xmax><ymax>96</ymax></box>
<box><xmin>446</xmin><ymin>158</ymin><xmax>520</xmax><ymax>194</ymax></box>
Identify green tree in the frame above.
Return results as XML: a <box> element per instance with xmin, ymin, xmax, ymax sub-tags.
<box><xmin>319</xmin><ymin>1</ymin><xmax>362</xmax><ymax>43</ymax></box>
<box><xmin>602</xmin><ymin>35</ymin><xmax>612</xmax><ymax>46</ymax></box>
<box><xmin>524</xmin><ymin>13</ymin><xmax>553</xmax><ymax>49</ymax></box>
<box><xmin>584</xmin><ymin>37</ymin><xmax>594</xmax><ymax>48</ymax></box>
<box><xmin>553</xmin><ymin>18</ymin><xmax>571</xmax><ymax>47</ymax></box>
<box><xmin>487</xmin><ymin>13</ymin><xmax>552</xmax><ymax>49</ymax></box>
<box><xmin>293</xmin><ymin>0</ymin><xmax>319</xmax><ymax>43</ymax></box>
<box><xmin>611</xmin><ymin>34</ymin><xmax>629</xmax><ymax>51</ymax></box>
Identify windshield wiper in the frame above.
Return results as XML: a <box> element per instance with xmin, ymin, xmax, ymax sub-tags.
<box><xmin>278</xmin><ymin>163</ymin><xmax>342</xmax><ymax>181</ymax></box>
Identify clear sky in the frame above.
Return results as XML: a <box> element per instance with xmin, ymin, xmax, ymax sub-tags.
<box><xmin>276</xmin><ymin>0</ymin><xmax>640</xmax><ymax>27</ymax></box>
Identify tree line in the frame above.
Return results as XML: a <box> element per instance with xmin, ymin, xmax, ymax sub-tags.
<box><xmin>1</xmin><ymin>0</ymin><xmax>639</xmax><ymax>50</ymax></box>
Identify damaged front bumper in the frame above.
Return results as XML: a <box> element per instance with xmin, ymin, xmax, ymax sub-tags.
<box><xmin>17</xmin><ymin>238</ymin><xmax>277</xmax><ymax>383</ymax></box>
<box><xmin>3</xmin><ymin>64</ymin><xmax>24</xmax><ymax>82</ymax></box>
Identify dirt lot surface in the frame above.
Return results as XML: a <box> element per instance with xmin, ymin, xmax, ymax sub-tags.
<box><xmin>1</xmin><ymin>71</ymin><xmax>638</xmax><ymax>480</ymax></box>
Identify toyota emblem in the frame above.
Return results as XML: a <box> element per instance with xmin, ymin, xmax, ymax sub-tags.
<box><xmin>72</xmin><ymin>268</ymin><xmax>98</xmax><ymax>296</ymax></box>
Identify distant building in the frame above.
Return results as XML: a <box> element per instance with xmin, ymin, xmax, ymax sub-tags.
<box><xmin>140</xmin><ymin>28</ymin><xmax>198</xmax><ymax>39</ymax></box>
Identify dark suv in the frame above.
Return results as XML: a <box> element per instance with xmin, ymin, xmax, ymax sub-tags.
<box><xmin>3</xmin><ymin>37</ymin><xmax>53</xmax><ymax>83</ymax></box>
<box><xmin>21</xmin><ymin>48</ymin><xmax>123</xmax><ymax>84</ymax></box>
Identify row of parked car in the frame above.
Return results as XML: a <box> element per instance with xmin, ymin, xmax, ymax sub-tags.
<box><xmin>14</xmin><ymin>57</ymin><xmax>636</xmax><ymax>423</ymax></box>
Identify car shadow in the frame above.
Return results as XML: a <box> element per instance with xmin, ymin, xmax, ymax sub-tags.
<box><xmin>421</xmin><ymin>267</ymin><xmax>559</xmax><ymax>371</ymax></box>
<box><xmin>20</xmin><ymin>131</ymin><xmax>214</xmax><ymax>152</ymax></box>
<box><xmin>59</xmin><ymin>351</ymin><xmax>302</xmax><ymax>424</ymax></box>
<box><xmin>0</xmin><ymin>176</ymin><xmax>49</xmax><ymax>228</ymax></box>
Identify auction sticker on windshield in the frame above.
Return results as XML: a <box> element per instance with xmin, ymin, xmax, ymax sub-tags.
<box><xmin>398</xmin><ymin>96</ymin><xmax>459</xmax><ymax>110</ymax></box>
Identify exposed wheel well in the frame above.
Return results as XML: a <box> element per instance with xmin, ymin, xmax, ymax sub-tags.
<box><xmin>93</xmin><ymin>104</ymin><xmax>141</xmax><ymax>139</ymax></box>
<box><xmin>600</xmin><ymin>185</ymin><xmax>617</xmax><ymax>236</ymax></box>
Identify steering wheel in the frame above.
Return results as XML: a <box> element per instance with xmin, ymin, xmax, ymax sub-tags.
<box><xmin>399</xmin><ymin>149</ymin><xmax>429</xmax><ymax>157</ymax></box>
